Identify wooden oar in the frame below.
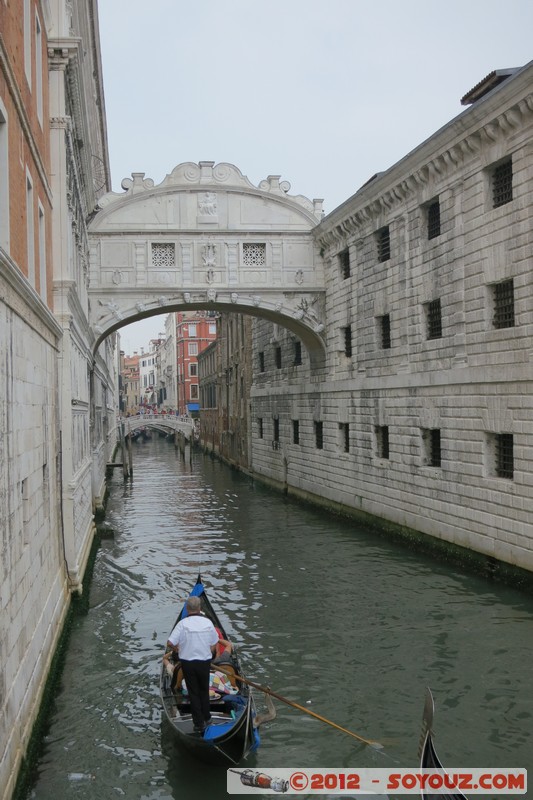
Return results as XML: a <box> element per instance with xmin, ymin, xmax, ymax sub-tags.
<box><xmin>216</xmin><ymin>667</ymin><xmax>382</xmax><ymax>749</ymax></box>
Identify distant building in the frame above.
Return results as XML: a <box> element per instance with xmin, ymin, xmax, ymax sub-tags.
<box><xmin>176</xmin><ymin>311</ymin><xmax>218</xmax><ymax>416</ymax></box>
<box><xmin>121</xmin><ymin>352</ymin><xmax>141</xmax><ymax>414</ymax></box>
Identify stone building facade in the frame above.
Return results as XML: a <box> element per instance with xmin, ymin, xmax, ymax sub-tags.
<box><xmin>250</xmin><ymin>63</ymin><xmax>533</xmax><ymax>574</ymax></box>
<box><xmin>198</xmin><ymin>313</ymin><xmax>253</xmax><ymax>470</ymax></box>
<box><xmin>0</xmin><ymin>1</ymin><xmax>116</xmax><ymax>797</ymax></box>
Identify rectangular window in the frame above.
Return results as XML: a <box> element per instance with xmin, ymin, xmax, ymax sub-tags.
<box><xmin>190</xmin><ymin>384</ymin><xmax>199</xmax><ymax>399</ymax></box>
<box><xmin>426</xmin><ymin>299</ymin><xmax>442</xmax><ymax>339</ymax></box>
<box><xmin>275</xmin><ymin>346</ymin><xmax>282</xmax><ymax>369</ymax></box>
<box><xmin>423</xmin><ymin>428</ymin><xmax>441</xmax><ymax>467</ymax></box>
<box><xmin>343</xmin><ymin>325</ymin><xmax>352</xmax><ymax>357</ymax></box>
<box><xmin>243</xmin><ymin>242</ymin><xmax>266</xmax><ymax>266</ymax></box>
<box><xmin>379</xmin><ymin>314</ymin><xmax>391</xmax><ymax>349</ymax></box>
<box><xmin>38</xmin><ymin>203</ymin><xmax>46</xmax><ymax>303</ymax></box>
<box><xmin>24</xmin><ymin>0</ymin><xmax>31</xmax><ymax>87</ymax></box>
<box><xmin>376</xmin><ymin>425</ymin><xmax>389</xmax><ymax>459</ymax></box>
<box><xmin>427</xmin><ymin>199</ymin><xmax>441</xmax><ymax>239</ymax></box>
<box><xmin>26</xmin><ymin>173</ymin><xmax>35</xmax><ymax>287</ymax></box>
<box><xmin>208</xmin><ymin>323</ymin><xmax>217</xmax><ymax>334</ymax></box>
<box><xmin>35</xmin><ymin>13</ymin><xmax>43</xmax><ymax>124</ymax></box>
<box><xmin>188</xmin><ymin>323</ymin><xmax>197</xmax><ymax>337</ymax></box>
<box><xmin>314</xmin><ymin>421</ymin><xmax>323</xmax><ymax>450</ymax></box>
<box><xmin>292</xmin><ymin>419</ymin><xmax>300</xmax><ymax>445</ymax></box>
<box><xmin>339</xmin><ymin>423</ymin><xmax>350</xmax><ymax>453</ymax></box>
<box><xmin>339</xmin><ymin>248</ymin><xmax>351</xmax><ymax>279</ymax></box>
<box><xmin>293</xmin><ymin>340</ymin><xmax>302</xmax><ymax>366</ymax></box>
<box><xmin>492</xmin><ymin>279</ymin><xmax>515</xmax><ymax>329</ymax></box>
<box><xmin>189</xmin><ymin>363</ymin><xmax>198</xmax><ymax>376</ymax></box>
<box><xmin>273</xmin><ymin>418</ymin><xmax>279</xmax><ymax>443</ymax></box>
<box><xmin>257</xmin><ymin>418</ymin><xmax>263</xmax><ymax>439</ymax></box>
<box><xmin>188</xmin><ymin>342</ymin><xmax>198</xmax><ymax>355</ymax></box>
<box><xmin>492</xmin><ymin>159</ymin><xmax>513</xmax><ymax>208</ymax></box>
<box><xmin>495</xmin><ymin>433</ymin><xmax>513</xmax><ymax>479</ymax></box>
<box><xmin>258</xmin><ymin>351</ymin><xmax>265</xmax><ymax>372</ymax></box>
<box><xmin>377</xmin><ymin>226</ymin><xmax>391</xmax><ymax>262</ymax></box>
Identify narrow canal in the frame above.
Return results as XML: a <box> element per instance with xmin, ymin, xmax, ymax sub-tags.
<box><xmin>27</xmin><ymin>436</ymin><xmax>532</xmax><ymax>799</ymax></box>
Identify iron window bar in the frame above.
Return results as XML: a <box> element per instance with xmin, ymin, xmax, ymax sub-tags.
<box><xmin>492</xmin><ymin>160</ymin><xmax>513</xmax><ymax>208</ymax></box>
<box><xmin>493</xmin><ymin>279</ymin><xmax>515</xmax><ymax>328</ymax></box>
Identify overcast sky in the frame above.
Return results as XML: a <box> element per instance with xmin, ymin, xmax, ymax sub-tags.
<box><xmin>97</xmin><ymin>0</ymin><xmax>533</xmax><ymax>353</ymax></box>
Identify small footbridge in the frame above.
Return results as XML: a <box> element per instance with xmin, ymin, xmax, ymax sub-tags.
<box><xmin>123</xmin><ymin>414</ymin><xmax>196</xmax><ymax>440</ymax></box>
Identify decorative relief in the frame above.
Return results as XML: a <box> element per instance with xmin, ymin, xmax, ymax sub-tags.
<box><xmin>202</xmin><ymin>244</ymin><xmax>217</xmax><ymax>267</ymax></box>
<box><xmin>112</xmin><ymin>270</ymin><xmax>123</xmax><ymax>285</ymax></box>
<box><xmin>198</xmin><ymin>192</ymin><xmax>218</xmax><ymax>221</ymax></box>
<box><xmin>230</xmin><ymin>293</ymin><xmax>239</xmax><ymax>303</ymax></box>
<box><xmin>207</xmin><ymin>289</ymin><xmax>217</xmax><ymax>302</ymax></box>
<box><xmin>183</xmin><ymin>292</ymin><xmax>191</xmax><ymax>303</ymax></box>
<box><xmin>206</xmin><ymin>269</ymin><xmax>215</xmax><ymax>284</ymax></box>
<box><xmin>295</xmin><ymin>269</ymin><xmax>304</xmax><ymax>285</ymax></box>
<box><xmin>293</xmin><ymin>296</ymin><xmax>324</xmax><ymax>331</ymax></box>
<box><xmin>98</xmin><ymin>300</ymin><xmax>123</xmax><ymax>320</ymax></box>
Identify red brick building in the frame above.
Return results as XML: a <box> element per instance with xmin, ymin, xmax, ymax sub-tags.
<box><xmin>176</xmin><ymin>311</ymin><xmax>217</xmax><ymax>416</ymax></box>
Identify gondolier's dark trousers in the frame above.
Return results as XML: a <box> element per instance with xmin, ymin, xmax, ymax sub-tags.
<box><xmin>181</xmin><ymin>659</ymin><xmax>212</xmax><ymax>729</ymax></box>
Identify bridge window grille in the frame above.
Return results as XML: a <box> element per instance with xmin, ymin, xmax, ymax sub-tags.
<box><xmin>427</xmin><ymin>200</ymin><xmax>441</xmax><ymax>239</ymax></box>
<box><xmin>377</xmin><ymin>226</ymin><xmax>390</xmax><ymax>262</ymax></box>
<box><xmin>379</xmin><ymin>314</ymin><xmax>391</xmax><ymax>349</ymax></box>
<box><xmin>343</xmin><ymin>325</ymin><xmax>352</xmax><ymax>357</ymax></box>
<box><xmin>292</xmin><ymin>419</ymin><xmax>300</xmax><ymax>445</ymax></box>
<box><xmin>423</xmin><ymin>428</ymin><xmax>441</xmax><ymax>467</ymax></box>
<box><xmin>492</xmin><ymin>279</ymin><xmax>515</xmax><ymax>329</ymax></box>
<box><xmin>243</xmin><ymin>243</ymin><xmax>266</xmax><ymax>266</ymax></box>
<box><xmin>314</xmin><ymin>421</ymin><xmax>324</xmax><ymax>449</ymax></box>
<box><xmin>339</xmin><ymin>422</ymin><xmax>350</xmax><ymax>453</ymax></box>
<box><xmin>339</xmin><ymin>248</ymin><xmax>351</xmax><ymax>279</ymax></box>
<box><xmin>375</xmin><ymin>425</ymin><xmax>389</xmax><ymax>459</ymax></box>
<box><xmin>426</xmin><ymin>299</ymin><xmax>442</xmax><ymax>339</ymax></box>
<box><xmin>495</xmin><ymin>433</ymin><xmax>514</xmax><ymax>479</ymax></box>
<box><xmin>151</xmin><ymin>242</ymin><xmax>175</xmax><ymax>266</ymax></box>
<box><xmin>293</xmin><ymin>340</ymin><xmax>302</xmax><ymax>366</ymax></box>
<box><xmin>492</xmin><ymin>159</ymin><xmax>513</xmax><ymax>208</ymax></box>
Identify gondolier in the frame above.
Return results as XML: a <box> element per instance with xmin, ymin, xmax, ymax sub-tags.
<box><xmin>166</xmin><ymin>595</ymin><xmax>218</xmax><ymax>733</ymax></box>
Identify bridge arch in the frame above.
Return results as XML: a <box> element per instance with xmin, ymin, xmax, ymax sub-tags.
<box><xmin>88</xmin><ymin>162</ymin><xmax>327</xmax><ymax>363</ymax></box>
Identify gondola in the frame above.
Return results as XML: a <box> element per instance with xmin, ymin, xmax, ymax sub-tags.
<box><xmin>159</xmin><ymin>575</ymin><xmax>261</xmax><ymax>765</ymax></box>
<box><xmin>419</xmin><ymin>688</ymin><xmax>468</xmax><ymax>800</ymax></box>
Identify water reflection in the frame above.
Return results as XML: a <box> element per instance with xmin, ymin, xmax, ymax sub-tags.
<box><xmin>28</xmin><ymin>437</ymin><xmax>533</xmax><ymax>799</ymax></box>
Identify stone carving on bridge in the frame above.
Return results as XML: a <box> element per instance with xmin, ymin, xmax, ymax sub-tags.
<box><xmin>98</xmin><ymin>299</ymin><xmax>123</xmax><ymax>320</ymax></box>
<box><xmin>231</xmin><ymin>293</ymin><xmax>239</xmax><ymax>303</ymax></box>
<box><xmin>206</xmin><ymin>289</ymin><xmax>217</xmax><ymax>302</ymax></box>
<box><xmin>295</xmin><ymin>269</ymin><xmax>304</xmax><ymax>285</ymax></box>
<box><xmin>198</xmin><ymin>192</ymin><xmax>217</xmax><ymax>215</ymax></box>
<box><xmin>183</xmin><ymin>292</ymin><xmax>191</xmax><ymax>303</ymax></box>
<box><xmin>112</xmin><ymin>270</ymin><xmax>123</xmax><ymax>285</ymax></box>
<box><xmin>206</xmin><ymin>269</ymin><xmax>215</xmax><ymax>284</ymax></box>
<box><xmin>202</xmin><ymin>244</ymin><xmax>217</xmax><ymax>267</ymax></box>
<box><xmin>293</xmin><ymin>296</ymin><xmax>325</xmax><ymax>332</ymax></box>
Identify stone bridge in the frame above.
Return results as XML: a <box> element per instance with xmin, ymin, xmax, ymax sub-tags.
<box><xmin>88</xmin><ymin>162</ymin><xmax>327</xmax><ymax>363</ymax></box>
<box><xmin>123</xmin><ymin>414</ymin><xmax>195</xmax><ymax>440</ymax></box>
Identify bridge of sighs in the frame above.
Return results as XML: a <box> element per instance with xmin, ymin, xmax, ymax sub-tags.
<box><xmin>88</xmin><ymin>161</ymin><xmax>327</xmax><ymax>362</ymax></box>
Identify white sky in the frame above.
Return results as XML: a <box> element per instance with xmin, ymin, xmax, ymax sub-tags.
<box><xmin>97</xmin><ymin>0</ymin><xmax>533</xmax><ymax>353</ymax></box>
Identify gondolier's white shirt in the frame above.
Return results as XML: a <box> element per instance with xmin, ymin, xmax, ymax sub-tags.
<box><xmin>168</xmin><ymin>614</ymin><xmax>218</xmax><ymax>661</ymax></box>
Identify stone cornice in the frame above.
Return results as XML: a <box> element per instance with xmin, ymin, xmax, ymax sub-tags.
<box><xmin>0</xmin><ymin>33</ymin><xmax>53</xmax><ymax>204</ymax></box>
<box><xmin>0</xmin><ymin>248</ymin><xmax>63</xmax><ymax>344</ymax></box>
<box><xmin>316</xmin><ymin>66</ymin><xmax>533</xmax><ymax>254</ymax></box>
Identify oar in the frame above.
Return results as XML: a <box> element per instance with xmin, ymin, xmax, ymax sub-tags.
<box><xmin>216</xmin><ymin>667</ymin><xmax>382</xmax><ymax>749</ymax></box>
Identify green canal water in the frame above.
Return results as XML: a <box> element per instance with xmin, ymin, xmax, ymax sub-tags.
<box><xmin>26</xmin><ymin>437</ymin><xmax>533</xmax><ymax>799</ymax></box>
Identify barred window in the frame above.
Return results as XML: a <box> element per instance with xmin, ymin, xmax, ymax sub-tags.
<box><xmin>376</xmin><ymin>425</ymin><xmax>389</xmax><ymax>459</ymax></box>
<box><xmin>292</xmin><ymin>419</ymin><xmax>300</xmax><ymax>445</ymax></box>
<box><xmin>314</xmin><ymin>421</ymin><xmax>323</xmax><ymax>450</ymax></box>
<box><xmin>275</xmin><ymin>346</ymin><xmax>282</xmax><ymax>369</ymax></box>
<box><xmin>339</xmin><ymin>422</ymin><xmax>350</xmax><ymax>453</ymax></box>
<box><xmin>423</xmin><ymin>428</ymin><xmax>441</xmax><ymax>467</ymax></box>
<box><xmin>258</xmin><ymin>351</ymin><xmax>265</xmax><ymax>372</ymax></box>
<box><xmin>426</xmin><ymin>299</ymin><xmax>442</xmax><ymax>339</ymax></box>
<box><xmin>495</xmin><ymin>433</ymin><xmax>513</xmax><ymax>479</ymax></box>
<box><xmin>380</xmin><ymin>314</ymin><xmax>391</xmax><ymax>349</ymax></box>
<box><xmin>427</xmin><ymin>200</ymin><xmax>441</xmax><ymax>239</ymax></box>
<box><xmin>377</xmin><ymin>226</ymin><xmax>391</xmax><ymax>262</ymax></box>
<box><xmin>343</xmin><ymin>325</ymin><xmax>352</xmax><ymax>357</ymax></box>
<box><xmin>293</xmin><ymin>340</ymin><xmax>302</xmax><ymax>366</ymax></box>
<box><xmin>492</xmin><ymin>159</ymin><xmax>513</xmax><ymax>208</ymax></box>
<box><xmin>151</xmin><ymin>242</ymin><xmax>175</xmax><ymax>266</ymax></box>
<box><xmin>273</xmin><ymin>418</ymin><xmax>279</xmax><ymax>443</ymax></box>
<box><xmin>243</xmin><ymin>243</ymin><xmax>266</xmax><ymax>266</ymax></box>
<box><xmin>492</xmin><ymin>279</ymin><xmax>515</xmax><ymax>329</ymax></box>
<box><xmin>257</xmin><ymin>418</ymin><xmax>264</xmax><ymax>439</ymax></box>
<box><xmin>339</xmin><ymin>248</ymin><xmax>351</xmax><ymax>279</ymax></box>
